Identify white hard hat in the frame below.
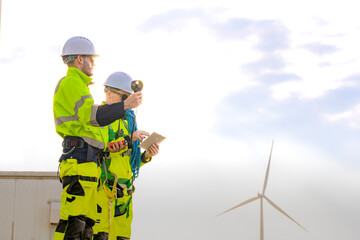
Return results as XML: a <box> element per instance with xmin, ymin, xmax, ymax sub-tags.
<box><xmin>104</xmin><ymin>72</ymin><xmax>134</xmax><ymax>94</ymax></box>
<box><xmin>61</xmin><ymin>36</ymin><xmax>99</xmax><ymax>56</ymax></box>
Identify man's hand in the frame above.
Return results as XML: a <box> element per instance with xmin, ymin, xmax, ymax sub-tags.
<box><xmin>124</xmin><ymin>92</ymin><xmax>143</xmax><ymax>110</ymax></box>
<box><xmin>144</xmin><ymin>143</ymin><xmax>160</xmax><ymax>159</ymax></box>
<box><xmin>106</xmin><ymin>141</ymin><xmax>127</xmax><ymax>153</ymax></box>
<box><xmin>132</xmin><ymin>130</ymin><xmax>150</xmax><ymax>142</ymax></box>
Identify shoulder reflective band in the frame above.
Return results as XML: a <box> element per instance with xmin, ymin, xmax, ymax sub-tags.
<box><xmin>55</xmin><ymin>95</ymin><xmax>93</xmax><ymax>126</ymax></box>
<box><xmin>54</xmin><ymin>76</ymin><xmax>67</xmax><ymax>94</ymax></box>
<box><xmin>120</xmin><ymin>119</ymin><xmax>129</xmax><ymax>132</ymax></box>
<box><xmin>82</xmin><ymin>136</ymin><xmax>105</xmax><ymax>150</ymax></box>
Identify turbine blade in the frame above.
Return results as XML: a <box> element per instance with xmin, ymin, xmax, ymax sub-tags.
<box><xmin>263</xmin><ymin>195</ymin><xmax>308</xmax><ymax>232</ymax></box>
<box><xmin>260</xmin><ymin>197</ymin><xmax>264</xmax><ymax>240</ymax></box>
<box><xmin>262</xmin><ymin>140</ymin><xmax>274</xmax><ymax>195</ymax></box>
<box><xmin>216</xmin><ymin>196</ymin><xmax>260</xmax><ymax>217</ymax></box>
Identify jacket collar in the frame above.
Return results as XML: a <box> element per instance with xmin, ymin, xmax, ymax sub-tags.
<box><xmin>67</xmin><ymin>67</ymin><xmax>93</xmax><ymax>86</ymax></box>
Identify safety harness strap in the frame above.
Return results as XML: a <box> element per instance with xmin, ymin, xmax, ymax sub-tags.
<box><xmin>105</xmin><ymin>178</ymin><xmax>133</xmax><ymax>191</ymax></box>
<box><xmin>100</xmin><ymin>158</ymin><xmax>133</xmax><ymax>190</ymax></box>
<box><xmin>101</xmin><ymin>159</ymin><xmax>109</xmax><ymax>185</ymax></box>
<box><xmin>59</xmin><ymin>141</ymin><xmax>100</xmax><ymax>165</ymax></box>
<box><xmin>102</xmin><ymin>177</ymin><xmax>134</xmax><ymax>200</ymax></box>
<box><xmin>114</xmin><ymin>196</ymin><xmax>132</xmax><ymax>218</ymax></box>
<box><xmin>117</xmin><ymin>178</ymin><xmax>133</xmax><ymax>189</ymax></box>
<box><xmin>123</xmin><ymin>135</ymin><xmax>133</xmax><ymax>149</ymax></box>
<box><xmin>103</xmin><ymin>173</ymin><xmax>118</xmax><ymax>199</ymax></box>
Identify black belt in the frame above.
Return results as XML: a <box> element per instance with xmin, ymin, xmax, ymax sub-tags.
<box><xmin>62</xmin><ymin>136</ymin><xmax>88</xmax><ymax>151</ymax></box>
<box><xmin>59</xmin><ymin>136</ymin><xmax>100</xmax><ymax>165</ymax></box>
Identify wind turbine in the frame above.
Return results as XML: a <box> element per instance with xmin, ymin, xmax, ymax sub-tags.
<box><xmin>217</xmin><ymin>141</ymin><xmax>307</xmax><ymax>240</ymax></box>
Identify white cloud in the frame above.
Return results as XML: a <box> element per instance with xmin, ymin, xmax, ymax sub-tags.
<box><xmin>1</xmin><ymin>1</ymin><xmax>360</xmax><ymax>239</ymax></box>
<box><xmin>324</xmin><ymin>104</ymin><xmax>360</xmax><ymax>128</ymax></box>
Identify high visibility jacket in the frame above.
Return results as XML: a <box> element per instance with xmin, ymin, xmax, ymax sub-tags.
<box><xmin>103</xmin><ymin>118</ymin><xmax>151</xmax><ymax>186</ymax></box>
<box><xmin>53</xmin><ymin>67</ymin><xmax>107</xmax><ymax>149</ymax></box>
<box><xmin>94</xmin><ymin>118</ymin><xmax>150</xmax><ymax>239</ymax></box>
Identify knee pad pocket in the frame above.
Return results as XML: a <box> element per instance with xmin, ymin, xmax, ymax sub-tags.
<box><xmin>93</xmin><ymin>232</ymin><xmax>109</xmax><ymax>240</ymax></box>
<box><xmin>64</xmin><ymin>215</ymin><xmax>86</xmax><ymax>239</ymax></box>
<box><xmin>55</xmin><ymin>219</ymin><xmax>68</xmax><ymax>233</ymax></box>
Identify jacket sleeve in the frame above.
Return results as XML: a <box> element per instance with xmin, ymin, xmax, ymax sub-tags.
<box><xmin>140</xmin><ymin>151</ymin><xmax>152</xmax><ymax>167</ymax></box>
<box><xmin>57</xmin><ymin>77</ymin><xmax>125</xmax><ymax>128</ymax></box>
<box><xmin>96</xmin><ymin>102</ymin><xmax>125</xmax><ymax>127</ymax></box>
<box><xmin>62</xmin><ymin>78</ymin><xmax>99</xmax><ymax>127</ymax></box>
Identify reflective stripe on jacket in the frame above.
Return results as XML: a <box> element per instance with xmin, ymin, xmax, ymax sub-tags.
<box><xmin>53</xmin><ymin>67</ymin><xmax>107</xmax><ymax>149</ymax></box>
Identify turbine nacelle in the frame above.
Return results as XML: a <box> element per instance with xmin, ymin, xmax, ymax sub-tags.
<box><xmin>257</xmin><ymin>193</ymin><xmax>264</xmax><ymax>198</ymax></box>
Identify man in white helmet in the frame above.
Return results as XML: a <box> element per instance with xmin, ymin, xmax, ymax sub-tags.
<box><xmin>93</xmin><ymin>72</ymin><xmax>159</xmax><ymax>240</ymax></box>
<box><xmin>53</xmin><ymin>37</ymin><xmax>143</xmax><ymax>240</ymax></box>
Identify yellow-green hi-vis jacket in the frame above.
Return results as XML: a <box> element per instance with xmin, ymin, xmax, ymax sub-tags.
<box><xmin>105</xmin><ymin>118</ymin><xmax>150</xmax><ymax>183</ymax></box>
<box><xmin>93</xmin><ymin>118</ymin><xmax>151</xmax><ymax>239</ymax></box>
<box><xmin>53</xmin><ymin>67</ymin><xmax>108</xmax><ymax>149</ymax></box>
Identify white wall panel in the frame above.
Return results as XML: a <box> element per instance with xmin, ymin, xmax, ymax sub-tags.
<box><xmin>0</xmin><ymin>180</ymin><xmax>16</xmax><ymax>240</ymax></box>
<box><xmin>0</xmin><ymin>172</ymin><xmax>62</xmax><ymax>240</ymax></box>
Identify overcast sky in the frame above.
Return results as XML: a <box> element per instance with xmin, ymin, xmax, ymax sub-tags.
<box><xmin>0</xmin><ymin>0</ymin><xmax>359</xmax><ymax>239</ymax></box>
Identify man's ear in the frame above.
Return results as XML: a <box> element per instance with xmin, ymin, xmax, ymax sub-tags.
<box><xmin>105</xmin><ymin>90</ymin><xmax>112</xmax><ymax>102</ymax></box>
<box><xmin>76</xmin><ymin>55</ymin><xmax>83</xmax><ymax>64</ymax></box>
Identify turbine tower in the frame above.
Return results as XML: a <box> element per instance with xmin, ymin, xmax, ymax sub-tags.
<box><xmin>217</xmin><ymin>141</ymin><xmax>307</xmax><ymax>240</ymax></box>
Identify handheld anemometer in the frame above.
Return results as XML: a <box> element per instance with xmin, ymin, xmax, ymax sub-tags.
<box><xmin>131</xmin><ymin>80</ymin><xmax>143</xmax><ymax>92</ymax></box>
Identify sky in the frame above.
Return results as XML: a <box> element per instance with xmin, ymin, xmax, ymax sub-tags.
<box><xmin>0</xmin><ymin>0</ymin><xmax>360</xmax><ymax>239</ymax></box>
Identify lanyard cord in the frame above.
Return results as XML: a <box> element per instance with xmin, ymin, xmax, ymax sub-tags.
<box><xmin>130</xmin><ymin>115</ymin><xmax>136</xmax><ymax>142</ymax></box>
<box><xmin>130</xmin><ymin>108</ymin><xmax>137</xmax><ymax>142</ymax></box>
<box><xmin>125</xmin><ymin>109</ymin><xmax>141</xmax><ymax>179</ymax></box>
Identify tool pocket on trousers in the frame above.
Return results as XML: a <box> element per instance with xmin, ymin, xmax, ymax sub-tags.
<box><xmin>114</xmin><ymin>204</ymin><xmax>127</xmax><ymax>217</ymax></box>
<box><xmin>66</xmin><ymin>178</ymin><xmax>85</xmax><ymax>196</ymax></box>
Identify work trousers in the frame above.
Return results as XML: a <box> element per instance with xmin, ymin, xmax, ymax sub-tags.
<box><xmin>53</xmin><ymin>159</ymin><xmax>100</xmax><ymax>240</ymax></box>
<box><xmin>93</xmin><ymin>186</ymin><xmax>133</xmax><ymax>240</ymax></box>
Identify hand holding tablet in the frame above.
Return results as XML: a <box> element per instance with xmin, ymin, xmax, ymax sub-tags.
<box><xmin>138</xmin><ymin>132</ymin><xmax>166</xmax><ymax>150</ymax></box>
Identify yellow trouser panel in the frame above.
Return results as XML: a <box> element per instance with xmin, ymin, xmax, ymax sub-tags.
<box><xmin>53</xmin><ymin>231</ymin><xmax>64</xmax><ymax>240</ymax></box>
<box><xmin>56</xmin><ymin>159</ymin><xmax>100</xmax><ymax>224</ymax></box>
<box><xmin>93</xmin><ymin>186</ymin><xmax>133</xmax><ymax>239</ymax></box>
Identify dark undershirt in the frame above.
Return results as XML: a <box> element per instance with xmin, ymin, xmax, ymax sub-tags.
<box><xmin>96</xmin><ymin>101</ymin><xmax>125</xmax><ymax>126</ymax></box>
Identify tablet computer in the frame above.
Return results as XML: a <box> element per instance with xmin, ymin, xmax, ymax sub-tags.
<box><xmin>138</xmin><ymin>132</ymin><xmax>166</xmax><ymax>150</ymax></box>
